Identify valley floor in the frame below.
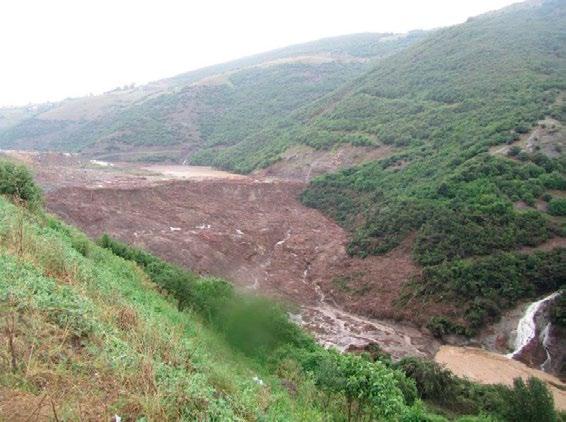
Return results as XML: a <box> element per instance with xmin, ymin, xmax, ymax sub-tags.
<box><xmin>3</xmin><ymin>150</ymin><xmax>438</xmax><ymax>359</ymax></box>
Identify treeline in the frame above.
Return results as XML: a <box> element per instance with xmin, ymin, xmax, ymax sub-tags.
<box><xmin>404</xmin><ymin>249</ymin><xmax>566</xmax><ymax>336</ymax></box>
<box><xmin>303</xmin><ymin>153</ymin><xmax>565</xmax><ymax>262</ymax></box>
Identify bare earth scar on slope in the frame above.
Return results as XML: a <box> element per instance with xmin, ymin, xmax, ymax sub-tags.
<box><xmin>1</xmin><ymin>151</ymin><xmax>439</xmax><ymax>358</ymax></box>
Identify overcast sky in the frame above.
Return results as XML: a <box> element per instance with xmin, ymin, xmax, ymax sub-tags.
<box><xmin>0</xmin><ymin>0</ymin><xmax>519</xmax><ymax>106</ymax></box>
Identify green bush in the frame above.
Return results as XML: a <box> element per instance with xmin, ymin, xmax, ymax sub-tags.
<box><xmin>427</xmin><ymin>316</ymin><xmax>468</xmax><ymax>338</ymax></box>
<box><xmin>539</xmin><ymin>171</ymin><xmax>566</xmax><ymax>190</ymax></box>
<box><xmin>549</xmin><ymin>292</ymin><xmax>565</xmax><ymax>327</ymax></box>
<box><xmin>507</xmin><ymin>146</ymin><xmax>522</xmax><ymax>157</ymax></box>
<box><xmin>396</xmin><ymin>358</ymin><xmax>458</xmax><ymax>405</ymax></box>
<box><xmin>502</xmin><ymin>378</ymin><xmax>557</xmax><ymax>422</ymax></box>
<box><xmin>0</xmin><ymin>160</ymin><xmax>42</xmax><ymax>208</ymax></box>
<box><xmin>548</xmin><ymin>198</ymin><xmax>566</xmax><ymax>216</ymax></box>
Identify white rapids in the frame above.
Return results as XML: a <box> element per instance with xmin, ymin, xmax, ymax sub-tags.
<box><xmin>540</xmin><ymin>322</ymin><xmax>553</xmax><ymax>371</ymax></box>
<box><xmin>507</xmin><ymin>291</ymin><xmax>561</xmax><ymax>358</ymax></box>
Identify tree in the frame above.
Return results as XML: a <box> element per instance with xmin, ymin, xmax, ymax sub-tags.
<box><xmin>0</xmin><ymin>160</ymin><xmax>42</xmax><ymax>208</ymax></box>
<box><xmin>548</xmin><ymin>198</ymin><xmax>566</xmax><ymax>216</ymax></box>
<box><xmin>502</xmin><ymin>378</ymin><xmax>556</xmax><ymax>422</ymax></box>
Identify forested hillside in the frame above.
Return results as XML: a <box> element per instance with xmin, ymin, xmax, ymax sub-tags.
<box><xmin>300</xmin><ymin>0</ymin><xmax>566</xmax><ymax>333</ymax></box>
<box><xmin>0</xmin><ymin>32</ymin><xmax>425</xmax><ymax>162</ymax></box>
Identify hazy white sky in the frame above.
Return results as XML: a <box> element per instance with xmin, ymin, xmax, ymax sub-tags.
<box><xmin>0</xmin><ymin>0</ymin><xmax>519</xmax><ymax>106</ymax></box>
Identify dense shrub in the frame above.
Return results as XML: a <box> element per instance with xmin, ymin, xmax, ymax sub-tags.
<box><xmin>507</xmin><ymin>146</ymin><xmax>522</xmax><ymax>157</ymax></box>
<box><xmin>548</xmin><ymin>198</ymin><xmax>566</xmax><ymax>216</ymax></box>
<box><xmin>395</xmin><ymin>358</ymin><xmax>558</xmax><ymax>420</ymax></box>
<box><xmin>539</xmin><ymin>171</ymin><xmax>566</xmax><ymax>190</ymax></box>
<box><xmin>0</xmin><ymin>160</ymin><xmax>42</xmax><ymax>208</ymax></box>
<box><xmin>549</xmin><ymin>292</ymin><xmax>565</xmax><ymax>327</ymax></box>
<box><xmin>409</xmin><ymin>249</ymin><xmax>566</xmax><ymax>333</ymax></box>
<box><xmin>501</xmin><ymin>378</ymin><xmax>557</xmax><ymax>422</ymax></box>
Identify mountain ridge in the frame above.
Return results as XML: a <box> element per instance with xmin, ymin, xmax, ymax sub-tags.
<box><xmin>0</xmin><ymin>31</ymin><xmax>426</xmax><ymax>163</ymax></box>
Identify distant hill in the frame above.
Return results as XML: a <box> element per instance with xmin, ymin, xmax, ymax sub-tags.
<box><xmin>0</xmin><ymin>32</ymin><xmax>426</xmax><ymax>162</ymax></box>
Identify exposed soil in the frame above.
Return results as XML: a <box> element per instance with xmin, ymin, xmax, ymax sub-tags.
<box><xmin>253</xmin><ymin>143</ymin><xmax>394</xmax><ymax>182</ymax></box>
<box><xmin>489</xmin><ymin>116</ymin><xmax>566</xmax><ymax>159</ymax></box>
<box><xmin>2</xmin><ymin>150</ymin><xmax>439</xmax><ymax>359</ymax></box>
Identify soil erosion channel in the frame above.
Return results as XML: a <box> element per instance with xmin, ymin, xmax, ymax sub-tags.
<box><xmin>8</xmin><ymin>151</ymin><xmax>437</xmax><ymax>359</ymax></box>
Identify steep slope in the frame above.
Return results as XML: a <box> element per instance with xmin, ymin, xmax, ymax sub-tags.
<box><xmin>0</xmin><ymin>32</ymin><xmax>425</xmax><ymax>163</ymax></box>
<box><xmin>299</xmin><ymin>0</ymin><xmax>566</xmax><ymax>334</ymax></box>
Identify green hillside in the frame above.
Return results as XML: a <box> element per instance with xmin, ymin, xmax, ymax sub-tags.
<box><xmin>299</xmin><ymin>0</ymin><xmax>566</xmax><ymax>332</ymax></box>
<box><xmin>0</xmin><ymin>32</ymin><xmax>425</xmax><ymax>162</ymax></box>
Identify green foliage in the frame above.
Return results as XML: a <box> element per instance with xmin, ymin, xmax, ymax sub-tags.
<box><xmin>548</xmin><ymin>198</ymin><xmax>566</xmax><ymax>216</ymax></box>
<box><xmin>549</xmin><ymin>291</ymin><xmax>565</xmax><ymax>327</ymax></box>
<box><xmin>395</xmin><ymin>358</ymin><xmax>559</xmax><ymax>420</ymax></box>
<box><xmin>508</xmin><ymin>146</ymin><xmax>522</xmax><ymax>157</ymax></box>
<box><xmin>412</xmin><ymin>249</ymin><xmax>566</xmax><ymax>333</ymax></box>
<box><xmin>298</xmin><ymin>1</ymin><xmax>566</xmax><ymax>332</ymax></box>
<box><xmin>540</xmin><ymin>171</ymin><xmax>566</xmax><ymax>190</ymax></box>
<box><xmin>396</xmin><ymin>358</ymin><xmax>458</xmax><ymax>405</ymax></box>
<box><xmin>298</xmin><ymin>349</ymin><xmax>408</xmax><ymax>420</ymax></box>
<box><xmin>0</xmin><ymin>160</ymin><xmax>42</xmax><ymax>208</ymax></box>
<box><xmin>427</xmin><ymin>316</ymin><xmax>468</xmax><ymax>338</ymax></box>
<box><xmin>502</xmin><ymin>378</ymin><xmax>557</xmax><ymax>422</ymax></box>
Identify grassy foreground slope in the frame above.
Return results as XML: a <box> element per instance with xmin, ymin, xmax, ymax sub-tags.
<box><xmin>299</xmin><ymin>0</ymin><xmax>566</xmax><ymax>332</ymax></box>
<box><xmin>0</xmin><ymin>199</ymin><xmax>313</xmax><ymax>419</ymax></box>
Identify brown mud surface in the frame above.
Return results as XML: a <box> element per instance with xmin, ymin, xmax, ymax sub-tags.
<box><xmin>253</xmin><ymin>143</ymin><xmax>394</xmax><ymax>182</ymax></box>
<box><xmin>1</xmin><ymin>150</ymin><xmax>439</xmax><ymax>359</ymax></box>
<box><xmin>435</xmin><ymin>346</ymin><xmax>566</xmax><ymax>411</ymax></box>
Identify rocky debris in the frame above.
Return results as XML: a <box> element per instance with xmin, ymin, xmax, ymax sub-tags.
<box><xmin>8</xmin><ymin>151</ymin><xmax>438</xmax><ymax>358</ymax></box>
